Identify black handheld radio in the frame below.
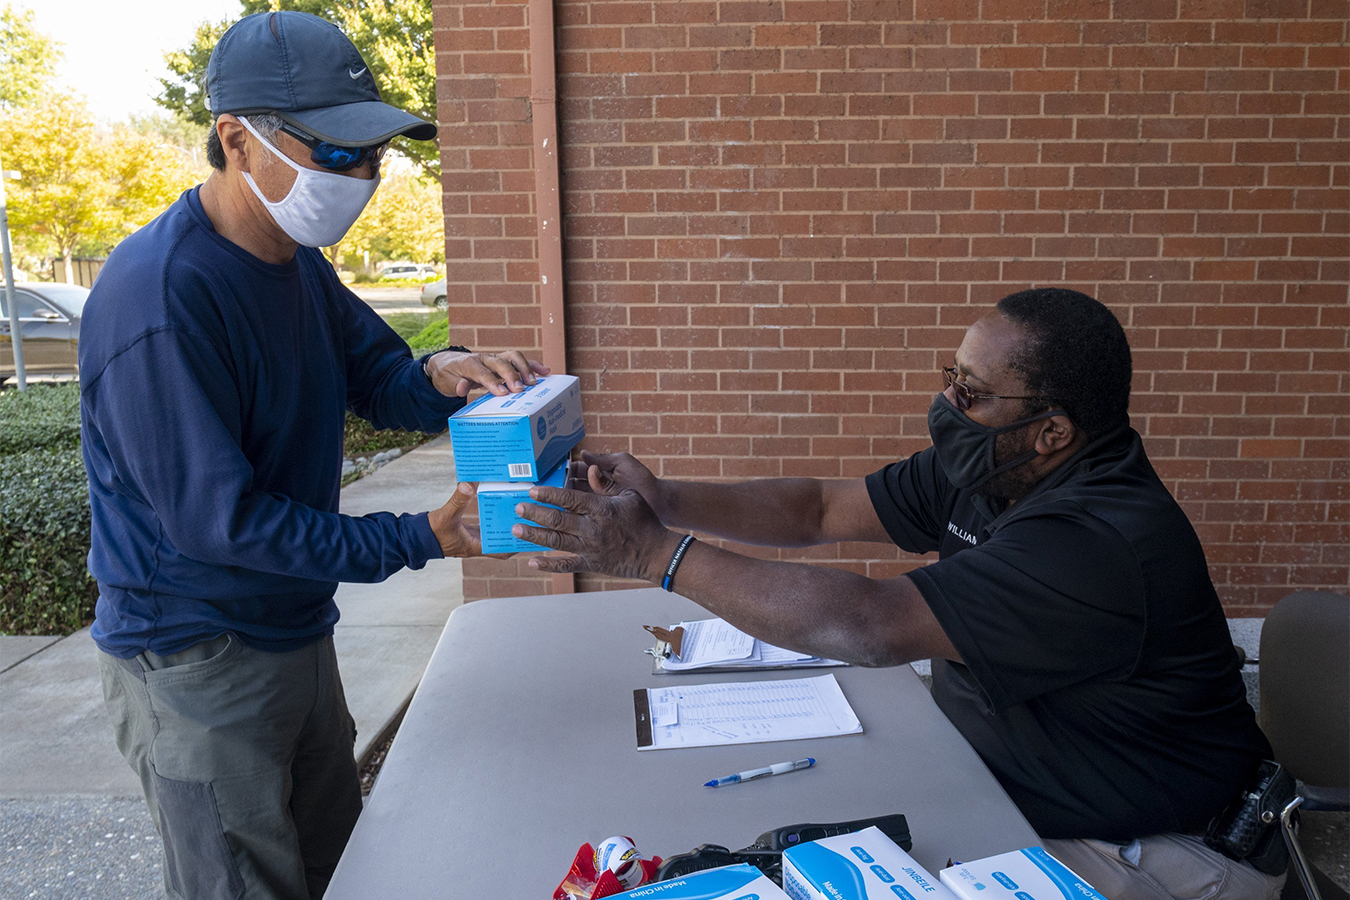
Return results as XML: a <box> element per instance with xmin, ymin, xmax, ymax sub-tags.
<box><xmin>654</xmin><ymin>813</ymin><xmax>912</xmax><ymax>885</ymax></box>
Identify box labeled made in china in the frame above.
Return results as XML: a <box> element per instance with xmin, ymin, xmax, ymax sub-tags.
<box><xmin>940</xmin><ymin>848</ymin><xmax>1107</xmax><ymax>900</ymax></box>
<box><xmin>782</xmin><ymin>826</ymin><xmax>958</xmax><ymax>900</ymax></box>
<box><xmin>617</xmin><ymin>864</ymin><xmax>790</xmax><ymax>900</ymax></box>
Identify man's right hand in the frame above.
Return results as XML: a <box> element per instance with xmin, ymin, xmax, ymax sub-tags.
<box><xmin>567</xmin><ymin>451</ymin><xmax>671</xmax><ymax>519</ymax></box>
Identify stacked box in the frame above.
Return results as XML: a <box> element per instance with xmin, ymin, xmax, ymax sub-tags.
<box><xmin>476</xmin><ymin>459</ymin><xmax>569</xmax><ymax>554</ymax></box>
<box><xmin>940</xmin><ymin>848</ymin><xmax>1107</xmax><ymax>900</ymax></box>
<box><xmin>782</xmin><ymin>826</ymin><xmax>958</xmax><ymax>900</ymax></box>
<box><xmin>616</xmin><ymin>864</ymin><xmax>790</xmax><ymax>900</ymax></box>
<box><xmin>448</xmin><ymin>374</ymin><xmax>583</xmax><ymax>482</ymax></box>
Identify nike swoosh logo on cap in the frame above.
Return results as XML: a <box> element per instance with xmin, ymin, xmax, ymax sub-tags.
<box><xmin>349</xmin><ymin>67</ymin><xmax>367</xmax><ymax>79</ymax></box>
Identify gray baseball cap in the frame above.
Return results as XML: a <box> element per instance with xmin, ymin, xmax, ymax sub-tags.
<box><xmin>205</xmin><ymin>11</ymin><xmax>436</xmax><ymax>146</ymax></box>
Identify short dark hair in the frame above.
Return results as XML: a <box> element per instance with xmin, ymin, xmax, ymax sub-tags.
<box><xmin>206</xmin><ymin>124</ymin><xmax>225</xmax><ymax>171</ymax></box>
<box><xmin>205</xmin><ymin>114</ymin><xmax>284</xmax><ymax>171</ymax></box>
<box><xmin>996</xmin><ymin>288</ymin><xmax>1132</xmax><ymax>440</ymax></box>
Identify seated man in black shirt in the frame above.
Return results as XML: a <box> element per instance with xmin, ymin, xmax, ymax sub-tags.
<box><xmin>516</xmin><ymin>288</ymin><xmax>1279</xmax><ymax>900</ymax></box>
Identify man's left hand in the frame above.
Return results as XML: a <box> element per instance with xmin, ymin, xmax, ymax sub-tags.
<box><xmin>514</xmin><ymin>485</ymin><xmax>682</xmax><ymax>582</ymax></box>
<box><xmin>425</xmin><ymin>350</ymin><xmax>549</xmax><ymax>397</ymax></box>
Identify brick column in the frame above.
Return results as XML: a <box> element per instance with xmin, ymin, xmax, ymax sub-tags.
<box><xmin>434</xmin><ymin>0</ymin><xmax>556</xmax><ymax>599</ymax></box>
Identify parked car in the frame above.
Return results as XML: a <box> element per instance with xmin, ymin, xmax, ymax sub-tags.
<box><xmin>419</xmin><ymin>279</ymin><xmax>447</xmax><ymax>311</ymax></box>
<box><xmin>379</xmin><ymin>263</ymin><xmax>438</xmax><ymax>281</ymax></box>
<box><xmin>0</xmin><ymin>282</ymin><xmax>91</xmax><ymax>383</ymax></box>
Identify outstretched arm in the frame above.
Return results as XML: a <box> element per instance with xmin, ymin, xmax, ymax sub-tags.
<box><xmin>571</xmin><ymin>451</ymin><xmax>894</xmax><ymax>548</ymax></box>
<box><xmin>514</xmin><ymin>484</ymin><xmax>959</xmax><ymax>667</ymax></box>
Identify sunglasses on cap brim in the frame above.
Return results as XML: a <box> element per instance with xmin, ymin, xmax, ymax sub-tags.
<box><xmin>278</xmin><ymin>122</ymin><xmax>388</xmax><ymax>172</ymax></box>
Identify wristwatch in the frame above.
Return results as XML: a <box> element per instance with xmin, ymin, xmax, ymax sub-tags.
<box><xmin>421</xmin><ymin>345</ymin><xmax>472</xmax><ymax>386</ymax></box>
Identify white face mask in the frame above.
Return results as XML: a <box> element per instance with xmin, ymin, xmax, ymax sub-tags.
<box><xmin>238</xmin><ymin>116</ymin><xmax>380</xmax><ymax>249</ymax></box>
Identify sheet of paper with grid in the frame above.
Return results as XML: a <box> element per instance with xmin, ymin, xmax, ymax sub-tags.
<box><xmin>635</xmin><ymin>673</ymin><xmax>863</xmax><ymax>750</ymax></box>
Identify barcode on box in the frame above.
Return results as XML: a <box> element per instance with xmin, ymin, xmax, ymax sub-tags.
<box><xmin>508</xmin><ymin>463</ymin><xmax>534</xmax><ymax>478</ymax></box>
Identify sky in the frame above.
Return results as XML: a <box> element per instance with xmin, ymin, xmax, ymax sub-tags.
<box><xmin>21</xmin><ymin>0</ymin><xmax>243</xmax><ymax>123</ymax></box>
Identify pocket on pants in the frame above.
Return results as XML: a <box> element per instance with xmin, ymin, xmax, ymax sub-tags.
<box><xmin>143</xmin><ymin>634</ymin><xmax>241</xmax><ymax>685</ymax></box>
<box><xmin>152</xmin><ymin>771</ymin><xmax>245</xmax><ymax>900</ymax></box>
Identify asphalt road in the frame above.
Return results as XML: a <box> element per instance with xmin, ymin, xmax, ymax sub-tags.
<box><xmin>349</xmin><ymin>285</ymin><xmax>428</xmax><ymax>315</ymax></box>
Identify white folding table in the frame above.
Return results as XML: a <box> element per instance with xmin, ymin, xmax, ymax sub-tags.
<box><xmin>326</xmin><ymin>588</ymin><xmax>1040</xmax><ymax>897</ymax></box>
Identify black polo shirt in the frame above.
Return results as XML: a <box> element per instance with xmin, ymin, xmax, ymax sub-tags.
<box><xmin>865</xmin><ymin>426</ymin><xmax>1270</xmax><ymax>841</ymax></box>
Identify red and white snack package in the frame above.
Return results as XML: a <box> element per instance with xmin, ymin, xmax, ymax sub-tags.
<box><xmin>553</xmin><ymin>838</ymin><xmax>663</xmax><ymax>900</ymax></box>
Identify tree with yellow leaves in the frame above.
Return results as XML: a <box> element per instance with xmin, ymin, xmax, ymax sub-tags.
<box><xmin>335</xmin><ymin>160</ymin><xmax>446</xmax><ymax>270</ymax></box>
<box><xmin>0</xmin><ymin>95</ymin><xmax>207</xmax><ymax>283</ymax></box>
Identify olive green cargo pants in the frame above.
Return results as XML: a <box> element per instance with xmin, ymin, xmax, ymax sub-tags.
<box><xmin>99</xmin><ymin>634</ymin><xmax>364</xmax><ymax>900</ymax></box>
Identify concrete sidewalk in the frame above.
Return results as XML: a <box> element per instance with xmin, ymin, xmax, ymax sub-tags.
<box><xmin>0</xmin><ymin>433</ymin><xmax>462</xmax><ymax>898</ymax></box>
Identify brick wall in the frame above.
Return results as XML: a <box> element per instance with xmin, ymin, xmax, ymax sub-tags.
<box><xmin>433</xmin><ymin>0</ymin><xmax>1349</xmax><ymax>611</ymax></box>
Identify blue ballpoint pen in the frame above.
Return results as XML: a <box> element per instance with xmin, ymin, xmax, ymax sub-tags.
<box><xmin>704</xmin><ymin>757</ymin><xmax>815</xmax><ymax>787</ymax></box>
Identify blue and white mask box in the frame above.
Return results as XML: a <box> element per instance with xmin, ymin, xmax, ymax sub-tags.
<box><xmin>939</xmin><ymin>848</ymin><xmax>1106</xmax><ymax>900</ymax></box>
<box><xmin>448</xmin><ymin>374</ymin><xmax>583</xmax><ymax>482</ymax></box>
<box><xmin>475</xmin><ymin>458</ymin><xmax>568</xmax><ymax>555</ymax></box>
<box><xmin>781</xmin><ymin>826</ymin><xmax>957</xmax><ymax>900</ymax></box>
<box><xmin>617</xmin><ymin>863</ymin><xmax>790</xmax><ymax>900</ymax></box>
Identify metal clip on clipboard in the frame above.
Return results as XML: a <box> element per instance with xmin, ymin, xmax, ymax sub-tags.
<box><xmin>643</xmin><ymin>624</ymin><xmax>685</xmax><ymax>661</ymax></box>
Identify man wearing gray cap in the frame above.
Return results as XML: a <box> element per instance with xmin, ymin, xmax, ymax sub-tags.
<box><xmin>79</xmin><ymin>11</ymin><xmax>539</xmax><ymax>899</ymax></box>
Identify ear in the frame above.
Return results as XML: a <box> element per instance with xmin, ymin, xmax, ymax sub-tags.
<box><xmin>215</xmin><ymin>115</ymin><xmax>253</xmax><ymax>174</ymax></box>
<box><xmin>1034</xmin><ymin>412</ymin><xmax>1077</xmax><ymax>455</ymax></box>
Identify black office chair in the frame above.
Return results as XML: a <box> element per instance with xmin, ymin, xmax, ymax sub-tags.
<box><xmin>1258</xmin><ymin>590</ymin><xmax>1349</xmax><ymax>900</ymax></box>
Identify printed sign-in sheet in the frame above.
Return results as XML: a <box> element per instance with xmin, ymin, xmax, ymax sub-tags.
<box><xmin>661</xmin><ymin>618</ymin><xmax>757</xmax><ymax>670</ymax></box>
<box><xmin>653</xmin><ymin>617</ymin><xmax>840</xmax><ymax>674</ymax></box>
<box><xmin>636</xmin><ymin>674</ymin><xmax>863</xmax><ymax>750</ymax></box>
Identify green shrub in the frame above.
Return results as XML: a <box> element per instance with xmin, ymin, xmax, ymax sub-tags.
<box><xmin>0</xmin><ymin>382</ymin><xmax>82</xmax><ymax>455</ymax></box>
<box><xmin>0</xmin><ymin>384</ymin><xmax>94</xmax><ymax>633</ymax></box>
<box><xmin>0</xmin><ymin>446</ymin><xmax>98</xmax><ymax>634</ymax></box>
<box><xmin>407</xmin><ymin>317</ymin><xmax>449</xmax><ymax>353</ymax></box>
<box><xmin>343</xmin><ymin>412</ymin><xmax>440</xmax><ymax>457</ymax></box>
<box><xmin>0</xmin><ymin>383</ymin><xmax>441</xmax><ymax>634</ymax></box>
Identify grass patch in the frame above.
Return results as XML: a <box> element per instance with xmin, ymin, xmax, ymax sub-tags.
<box><xmin>382</xmin><ymin>311</ymin><xmax>432</xmax><ymax>343</ymax></box>
<box><xmin>353</xmin><ymin>276</ymin><xmax>440</xmax><ymax>287</ymax></box>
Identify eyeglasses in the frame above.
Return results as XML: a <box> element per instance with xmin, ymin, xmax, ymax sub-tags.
<box><xmin>940</xmin><ymin>366</ymin><xmax>1047</xmax><ymax>412</ymax></box>
<box><xmin>279</xmin><ymin>122</ymin><xmax>388</xmax><ymax>172</ymax></box>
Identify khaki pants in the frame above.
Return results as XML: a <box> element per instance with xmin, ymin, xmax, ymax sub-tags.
<box><xmin>1044</xmin><ymin>834</ymin><xmax>1286</xmax><ymax>900</ymax></box>
<box><xmin>99</xmin><ymin>634</ymin><xmax>364</xmax><ymax>900</ymax></box>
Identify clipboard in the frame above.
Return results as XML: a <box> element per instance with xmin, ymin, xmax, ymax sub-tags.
<box><xmin>633</xmin><ymin>674</ymin><xmax>864</xmax><ymax>749</ymax></box>
<box><xmin>643</xmin><ymin>619</ymin><xmax>846</xmax><ymax>675</ymax></box>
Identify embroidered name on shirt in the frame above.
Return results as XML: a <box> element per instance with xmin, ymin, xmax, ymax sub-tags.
<box><xmin>947</xmin><ymin>521</ymin><xmax>978</xmax><ymax>545</ymax></box>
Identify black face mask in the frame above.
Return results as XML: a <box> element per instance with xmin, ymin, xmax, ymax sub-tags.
<box><xmin>927</xmin><ymin>393</ymin><xmax>1061</xmax><ymax>491</ymax></box>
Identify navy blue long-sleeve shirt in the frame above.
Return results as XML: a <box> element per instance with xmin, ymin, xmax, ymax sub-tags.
<box><xmin>80</xmin><ymin>188</ymin><xmax>463</xmax><ymax>658</ymax></box>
